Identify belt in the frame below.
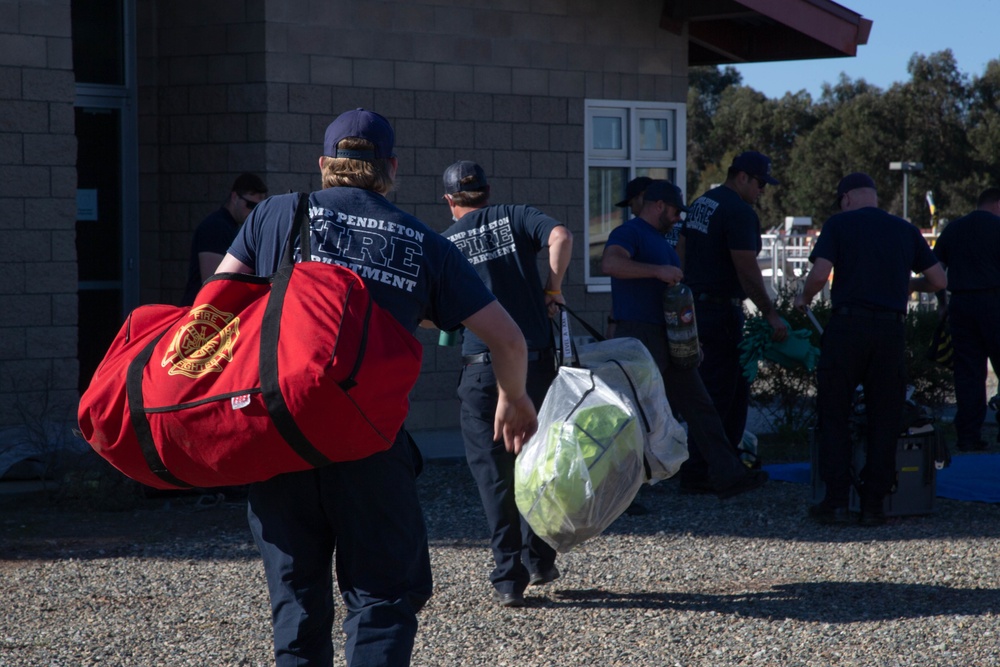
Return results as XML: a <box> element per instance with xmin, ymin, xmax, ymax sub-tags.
<box><xmin>833</xmin><ymin>306</ymin><xmax>905</xmax><ymax>322</ymax></box>
<box><xmin>951</xmin><ymin>286</ymin><xmax>1000</xmax><ymax>295</ymax></box>
<box><xmin>696</xmin><ymin>293</ymin><xmax>742</xmax><ymax>307</ymax></box>
<box><xmin>463</xmin><ymin>349</ymin><xmax>552</xmax><ymax>365</ymax></box>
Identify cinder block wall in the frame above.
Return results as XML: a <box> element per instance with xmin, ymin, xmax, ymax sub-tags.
<box><xmin>139</xmin><ymin>0</ymin><xmax>687</xmax><ymax>431</ymax></box>
<box><xmin>0</xmin><ymin>0</ymin><xmax>78</xmax><ymax>428</ymax></box>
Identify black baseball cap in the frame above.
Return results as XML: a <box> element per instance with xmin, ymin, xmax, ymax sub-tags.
<box><xmin>615</xmin><ymin>176</ymin><xmax>653</xmax><ymax>208</ymax></box>
<box><xmin>731</xmin><ymin>151</ymin><xmax>779</xmax><ymax>185</ymax></box>
<box><xmin>443</xmin><ymin>160</ymin><xmax>489</xmax><ymax>194</ymax></box>
<box><xmin>643</xmin><ymin>180</ymin><xmax>688</xmax><ymax>213</ymax></box>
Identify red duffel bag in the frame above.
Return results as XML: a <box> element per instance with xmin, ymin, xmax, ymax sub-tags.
<box><xmin>78</xmin><ymin>193</ymin><xmax>423</xmax><ymax>490</ymax></box>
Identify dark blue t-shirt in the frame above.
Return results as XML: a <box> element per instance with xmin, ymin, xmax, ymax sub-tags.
<box><xmin>605</xmin><ymin>217</ymin><xmax>679</xmax><ymax>326</ymax></box>
<box><xmin>933</xmin><ymin>210</ymin><xmax>1000</xmax><ymax>292</ymax></box>
<box><xmin>227</xmin><ymin>188</ymin><xmax>494</xmax><ymax>333</ymax></box>
<box><xmin>810</xmin><ymin>206</ymin><xmax>938</xmax><ymax>313</ymax></box>
<box><xmin>182</xmin><ymin>207</ymin><xmax>240</xmax><ymax>305</ymax></box>
<box><xmin>443</xmin><ymin>204</ymin><xmax>562</xmax><ymax>355</ymax></box>
<box><xmin>680</xmin><ymin>185</ymin><xmax>761</xmax><ymax>299</ymax></box>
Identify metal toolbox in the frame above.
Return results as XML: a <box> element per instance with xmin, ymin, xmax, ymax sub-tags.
<box><xmin>811</xmin><ymin>427</ymin><xmax>938</xmax><ymax>516</ymax></box>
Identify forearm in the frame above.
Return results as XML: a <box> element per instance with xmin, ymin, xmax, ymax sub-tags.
<box><xmin>800</xmin><ymin>274</ymin><xmax>828</xmax><ymax>305</ymax></box>
<box><xmin>490</xmin><ymin>337</ymin><xmax>529</xmax><ymax>402</ymax></box>
<box><xmin>737</xmin><ymin>270</ymin><xmax>775</xmax><ymax>315</ymax></box>
<box><xmin>544</xmin><ymin>227</ymin><xmax>573</xmax><ymax>292</ymax></box>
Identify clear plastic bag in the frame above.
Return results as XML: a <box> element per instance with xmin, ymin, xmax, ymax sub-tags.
<box><xmin>577</xmin><ymin>338</ymin><xmax>689</xmax><ymax>483</ymax></box>
<box><xmin>514</xmin><ymin>366</ymin><xmax>645</xmax><ymax>553</ymax></box>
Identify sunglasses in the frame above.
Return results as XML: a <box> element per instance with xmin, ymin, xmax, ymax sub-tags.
<box><xmin>238</xmin><ymin>194</ymin><xmax>258</xmax><ymax>210</ymax></box>
<box><xmin>752</xmin><ymin>176</ymin><xmax>768</xmax><ymax>190</ymax></box>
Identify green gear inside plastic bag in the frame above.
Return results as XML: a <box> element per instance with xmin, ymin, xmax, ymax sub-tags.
<box><xmin>515</xmin><ymin>395</ymin><xmax>643</xmax><ymax>553</ymax></box>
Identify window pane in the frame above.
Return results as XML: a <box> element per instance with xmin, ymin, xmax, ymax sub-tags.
<box><xmin>636</xmin><ymin>167</ymin><xmax>676</xmax><ymax>182</ymax></box>
<box><xmin>639</xmin><ymin>118</ymin><xmax>669</xmax><ymax>152</ymax></box>
<box><xmin>72</xmin><ymin>0</ymin><xmax>125</xmax><ymax>85</ymax></box>
<box><xmin>592</xmin><ymin>116</ymin><xmax>623</xmax><ymax>151</ymax></box>
<box><xmin>588</xmin><ymin>167</ymin><xmax>628</xmax><ymax>278</ymax></box>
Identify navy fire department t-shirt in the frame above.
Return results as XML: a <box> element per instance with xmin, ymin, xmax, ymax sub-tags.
<box><xmin>227</xmin><ymin>188</ymin><xmax>495</xmax><ymax>333</ymax></box>
<box><xmin>680</xmin><ymin>185</ymin><xmax>762</xmax><ymax>299</ymax></box>
<box><xmin>442</xmin><ymin>204</ymin><xmax>562</xmax><ymax>355</ymax></box>
<box><xmin>810</xmin><ymin>206</ymin><xmax>938</xmax><ymax>313</ymax></box>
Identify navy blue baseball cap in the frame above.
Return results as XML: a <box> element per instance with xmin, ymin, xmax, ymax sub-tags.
<box><xmin>615</xmin><ymin>176</ymin><xmax>653</xmax><ymax>208</ymax></box>
<box><xmin>443</xmin><ymin>160</ymin><xmax>489</xmax><ymax>194</ymax></box>
<box><xmin>731</xmin><ymin>151</ymin><xmax>779</xmax><ymax>185</ymax></box>
<box><xmin>836</xmin><ymin>172</ymin><xmax>877</xmax><ymax>204</ymax></box>
<box><xmin>643</xmin><ymin>180</ymin><xmax>688</xmax><ymax>213</ymax></box>
<box><xmin>323</xmin><ymin>108</ymin><xmax>395</xmax><ymax>160</ymax></box>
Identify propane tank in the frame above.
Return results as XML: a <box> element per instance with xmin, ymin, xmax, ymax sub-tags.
<box><xmin>663</xmin><ymin>283</ymin><xmax>699</xmax><ymax>369</ymax></box>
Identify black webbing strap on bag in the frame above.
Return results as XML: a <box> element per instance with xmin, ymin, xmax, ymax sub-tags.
<box><xmin>555</xmin><ymin>304</ymin><xmax>606</xmax><ymax>367</ymax></box>
<box><xmin>260</xmin><ymin>192</ymin><xmax>335</xmax><ymax>469</ymax></box>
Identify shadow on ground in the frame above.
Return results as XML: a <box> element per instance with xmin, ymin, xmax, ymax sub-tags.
<box><xmin>544</xmin><ymin>581</ymin><xmax>1000</xmax><ymax>622</ymax></box>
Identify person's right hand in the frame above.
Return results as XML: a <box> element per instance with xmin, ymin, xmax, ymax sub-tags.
<box><xmin>494</xmin><ymin>392</ymin><xmax>538</xmax><ymax>455</ymax></box>
<box><xmin>657</xmin><ymin>265</ymin><xmax>683</xmax><ymax>287</ymax></box>
<box><xmin>792</xmin><ymin>293</ymin><xmax>809</xmax><ymax>313</ymax></box>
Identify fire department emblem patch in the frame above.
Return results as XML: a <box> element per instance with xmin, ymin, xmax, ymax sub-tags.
<box><xmin>161</xmin><ymin>304</ymin><xmax>240</xmax><ymax>378</ymax></box>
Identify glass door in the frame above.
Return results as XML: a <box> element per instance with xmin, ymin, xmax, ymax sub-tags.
<box><xmin>73</xmin><ymin>0</ymin><xmax>138</xmax><ymax>392</ymax></box>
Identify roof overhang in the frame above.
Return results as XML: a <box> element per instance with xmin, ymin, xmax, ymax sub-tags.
<box><xmin>661</xmin><ymin>0</ymin><xmax>872</xmax><ymax>66</ymax></box>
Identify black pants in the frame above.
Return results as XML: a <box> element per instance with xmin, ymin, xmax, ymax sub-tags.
<box><xmin>816</xmin><ymin>312</ymin><xmax>906</xmax><ymax>507</ymax></box>
<box><xmin>949</xmin><ymin>291</ymin><xmax>1000</xmax><ymax>447</ymax></box>
<box><xmin>457</xmin><ymin>357</ymin><xmax>558</xmax><ymax>596</ymax></box>
<box><xmin>614</xmin><ymin>320</ymin><xmax>747</xmax><ymax>489</ymax></box>
<box><xmin>694</xmin><ymin>302</ymin><xmax>748</xmax><ymax>455</ymax></box>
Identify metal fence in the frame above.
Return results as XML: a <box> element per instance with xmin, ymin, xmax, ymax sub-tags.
<box><xmin>759</xmin><ymin>231</ymin><xmax>940</xmax><ymax>311</ymax></box>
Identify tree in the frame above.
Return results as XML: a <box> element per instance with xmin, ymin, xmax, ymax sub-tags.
<box><xmin>688</xmin><ymin>53</ymin><xmax>993</xmax><ymax>229</ymax></box>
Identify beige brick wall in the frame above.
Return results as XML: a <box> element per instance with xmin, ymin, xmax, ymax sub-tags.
<box><xmin>0</xmin><ymin>0</ymin><xmax>78</xmax><ymax>429</ymax></box>
<box><xmin>135</xmin><ymin>0</ymin><xmax>686</xmax><ymax>432</ymax></box>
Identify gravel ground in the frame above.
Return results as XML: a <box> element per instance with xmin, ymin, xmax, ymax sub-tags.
<box><xmin>3</xmin><ymin>459</ymin><xmax>1000</xmax><ymax>666</ymax></box>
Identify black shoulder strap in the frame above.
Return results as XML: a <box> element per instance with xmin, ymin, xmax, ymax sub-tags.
<box><xmin>558</xmin><ymin>304</ymin><xmax>606</xmax><ymax>342</ymax></box>
<box><xmin>279</xmin><ymin>193</ymin><xmax>312</xmax><ymax>269</ymax></box>
<box><xmin>261</xmin><ymin>191</ymin><xmax>334</xmax><ymax>469</ymax></box>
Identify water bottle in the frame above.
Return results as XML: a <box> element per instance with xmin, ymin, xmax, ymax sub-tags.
<box><xmin>663</xmin><ymin>283</ymin><xmax>699</xmax><ymax>369</ymax></box>
<box><xmin>438</xmin><ymin>329</ymin><xmax>459</xmax><ymax>346</ymax></box>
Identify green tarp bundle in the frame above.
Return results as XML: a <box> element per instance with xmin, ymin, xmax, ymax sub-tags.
<box><xmin>515</xmin><ymin>365</ymin><xmax>645</xmax><ymax>553</ymax></box>
<box><xmin>738</xmin><ymin>316</ymin><xmax>820</xmax><ymax>382</ymax></box>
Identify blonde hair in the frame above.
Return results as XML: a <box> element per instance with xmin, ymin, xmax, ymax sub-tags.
<box><xmin>320</xmin><ymin>137</ymin><xmax>394</xmax><ymax>195</ymax></box>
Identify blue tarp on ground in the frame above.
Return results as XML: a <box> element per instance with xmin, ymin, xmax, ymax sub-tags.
<box><xmin>764</xmin><ymin>454</ymin><xmax>1000</xmax><ymax>504</ymax></box>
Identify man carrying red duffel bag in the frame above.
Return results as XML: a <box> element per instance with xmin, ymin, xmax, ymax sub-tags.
<box><xmin>214</xmin><ymin>109</ymin><xmax>538</xmax><ymax>667</ymax></box>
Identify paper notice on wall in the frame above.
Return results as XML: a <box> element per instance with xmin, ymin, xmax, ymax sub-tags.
<box><xmin>77</xmin><ymin>189</ymin><xmax>98</xmax><ymax>221</ymax></box>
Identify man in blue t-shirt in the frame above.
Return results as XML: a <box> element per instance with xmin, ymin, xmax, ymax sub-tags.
<box><xmin>678</xmin><ymin>151</ymin><xmax>788</xmax><ymax>457</ymax></box>
<box><xmin>181</xmin><ymin>172</ymin><xmax>267</xmax><ymax>305</ymax></box>
<box><xmin>795</xmin><ymin>172</ymin><xmax>946</xmax><ymax>527</ymax></box>
<box><xmin>933</xmin><ymin>187</ymin><xmax>1000</xmax><ymax>451</ymax></box>
<box><xmin>440</xmin><ymin>160</ymin><xmax>573</xmax><ymax>608</ymax></box>
<box><xmin>217</xmin><ymin>110</ymin><xmax>538</xmax><ymax>666</ymax></box>
<box><xmin>601</xmin><ymin>180</ymin><xmax>769</xmax><ymax>501</ymax></box>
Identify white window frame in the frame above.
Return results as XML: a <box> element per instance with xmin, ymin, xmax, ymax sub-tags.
<box><xmin>584</xmin><ymin>99</ymin><xmax>687</xmax><ymax>291</ymax></box>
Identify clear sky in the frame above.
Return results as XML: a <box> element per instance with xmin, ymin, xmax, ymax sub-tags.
<box><xmin>733</xmin><ymin>0</ymin><xmax>998</xmax><ymax>99</ymax></box>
